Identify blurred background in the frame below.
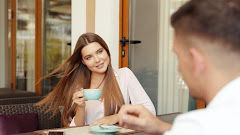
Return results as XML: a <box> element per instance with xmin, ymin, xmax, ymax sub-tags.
<box><xmin>0</xmin><ymin>0</ymin><xmax>199</xmax><ymax>115</ymax></box>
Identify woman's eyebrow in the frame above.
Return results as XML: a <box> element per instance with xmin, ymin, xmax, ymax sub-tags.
<box><xmin>96</xmin><ymin>48</ymin><xmax>103</xmax><ymax>52</ymax></box>
<box><xmin>83</xmin><ymin>47</ymin><xmax>103</xmax><ymax>58</ymax></box>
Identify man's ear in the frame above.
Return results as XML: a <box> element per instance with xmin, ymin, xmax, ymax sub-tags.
<box><xmin>189</xmin><ymin>48</ymin><xmax>206</xmax><ymax>77</ymax></box>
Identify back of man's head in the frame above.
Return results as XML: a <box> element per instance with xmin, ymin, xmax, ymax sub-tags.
<box><xmin>171</xmin><ymin>0</ymin><xmax>240</xmax><ymax>69</ymax></box>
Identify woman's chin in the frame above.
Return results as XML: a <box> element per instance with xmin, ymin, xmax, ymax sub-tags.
<box><xmin>93</xmin><ymin>67</ymin><xmax>107</xmax><ymax>74</ymax></box>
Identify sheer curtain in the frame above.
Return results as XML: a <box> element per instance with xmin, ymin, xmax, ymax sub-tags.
<box><xmin>157</xmin><ymin>0</ymin><xmax>189</xmax><ymax>114</ymax></box>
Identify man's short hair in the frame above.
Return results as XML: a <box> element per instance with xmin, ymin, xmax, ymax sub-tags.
<box><xmin>171</xmin><ymin>0</ymin><xmax>240</xmax><ymax>52</ymax></box>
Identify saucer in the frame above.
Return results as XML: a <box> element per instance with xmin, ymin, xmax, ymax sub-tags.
<box><xmin>89</xmin><ymin>125</ymin><xmax>121</xmax><ymax>135</ymax></box>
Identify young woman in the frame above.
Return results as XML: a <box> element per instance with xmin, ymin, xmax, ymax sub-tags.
<box><xmin>37</xmin><ymin>33</ymin><xmax>155</xmax><ymax>127</ymax></box>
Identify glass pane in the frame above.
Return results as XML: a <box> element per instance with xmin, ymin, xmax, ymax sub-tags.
<box><xmin>41</xmin><ymin>0</ymin><xmax>71</xmax><ymax>95</ymax></box>
<box><xmin>129</xmin><ymin>0</ymin><xmax>159</xmax><ymax>110</ymax></box>
<box><xmin>15</xmin><ymin>0</ymin><xmax>35</xmax><ymax>92</ymax></box>
<box><xmin>129</xmin><ymin>0</ymin><xmax>191</xmax><ymax>114</ymax></box>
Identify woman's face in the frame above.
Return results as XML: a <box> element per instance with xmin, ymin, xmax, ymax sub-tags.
<box><xmin>81</xmin><ymin>42</ymin><xmax>110</xmax><ymax>74</ymax></box>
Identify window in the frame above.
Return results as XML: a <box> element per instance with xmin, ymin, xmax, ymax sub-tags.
<box><xmin>7</xmin><ymin>0</ymin><xmax>71</xmax><ymax>95</ymax></box>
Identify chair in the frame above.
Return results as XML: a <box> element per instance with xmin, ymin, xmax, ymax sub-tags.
<box><xmin>0</xmin><ymin>103</ymin><xmax>61</xmax><ymax>130</ymax></box>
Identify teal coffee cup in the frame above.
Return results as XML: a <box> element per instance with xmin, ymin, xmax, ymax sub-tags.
<box><xmin>83</xmin><ymin>89</ymin><xmax>102</xmax><ymax>100</ymax></box>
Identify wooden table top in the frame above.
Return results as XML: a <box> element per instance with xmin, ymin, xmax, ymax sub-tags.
<box><xmin>13</xmin><ymin>112</ymin><xmax>181</xmax><ymax>135</ymax></box>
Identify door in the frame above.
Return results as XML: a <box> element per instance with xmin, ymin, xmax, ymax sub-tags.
<box><xmin>120</xmin><ymin>0</ymin><xmax>160</xmax><ymax>111</ymax></box>
<box><xmin>119</xmin><ymin>0</ymin><xmax>204</xmax><ymax>113</ymax></box>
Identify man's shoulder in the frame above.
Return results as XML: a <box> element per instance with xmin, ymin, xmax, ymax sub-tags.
<box><xmin>175</xmin><ymin>109</ymin><xmax>207</xmax><ymax>121</ymax></box>
<box><xmin>167</xmin><ymin>106</ymin><xmax>240</xmax><ymax>135</ymax></box>
<box><xmin>175</xmin><ymin>106</ymin><xmax>240</xmax><ymax>126</ymax></box>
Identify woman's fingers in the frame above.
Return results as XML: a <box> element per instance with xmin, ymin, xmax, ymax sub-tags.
<box><xmin>90</xmin><ymin>121</ymin><xmax>98</xmax><ymax>126</ymax></box>
<box><xmin>90</xmin><ymin>119</ymin><xmax>105</xmax><ymax>126</ymax></box>
<box><xmin>74</xmin><ymin>97</ymin><xmax>87</xmax><ymax>102</ymax></box>
<box><xmin>72</xmin><ymin>88</ymin><xmax>87</xmax><ymax>107</ymax></box>
<box><xmin>90</xmin><ymin>115</ymin><xmax>118</xmax><ymax>126</ymax></box>
<box><xmin>72</xmin><ymin>90</ymin><xmax>84</xmax><ymax>100</ymax></box>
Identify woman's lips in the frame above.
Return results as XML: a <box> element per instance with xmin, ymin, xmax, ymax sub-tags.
<box><xmin>96</xmin><ymin>62</ymin><xmax>104</xmax><ymax>69</ymax></box>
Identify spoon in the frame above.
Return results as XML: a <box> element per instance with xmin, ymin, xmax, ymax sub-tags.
<box><xmin>99</xmin><ymin>125</ymin><xmax>108</xmax><ymax>130</ymax></box>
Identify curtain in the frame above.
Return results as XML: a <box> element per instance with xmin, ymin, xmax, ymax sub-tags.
<box><xmin>157</xmin><ymin>0</ymin><xmax>190</xmax><ymax>114</ymax></box>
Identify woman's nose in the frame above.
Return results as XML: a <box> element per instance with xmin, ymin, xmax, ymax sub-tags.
<box><xmin>94</xmin><ymin>56</ymin><xmax>100</xmax><ymax>63</ymax></box>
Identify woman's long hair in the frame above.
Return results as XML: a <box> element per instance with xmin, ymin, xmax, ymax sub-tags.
<box><xmin>36</xmin><ymin>33</ymin><xmax>125</xmax><ymax>126</ymax></box>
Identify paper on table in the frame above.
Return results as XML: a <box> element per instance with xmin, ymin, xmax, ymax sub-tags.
<box><xmin>44</xmin><ymin>126</ymin><xmax>135</xmax><ymax>135</ymax></box>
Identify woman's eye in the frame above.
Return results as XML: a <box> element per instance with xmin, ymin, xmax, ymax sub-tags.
<box><xmin>98</xmin><ymin>50</ymin><xmax>103</xmax><ymax>54</ymax></box>
<box><xmin>86</xmin><ymin>56</ymin><xmax>91</xmax><ymax>60</ymax></box>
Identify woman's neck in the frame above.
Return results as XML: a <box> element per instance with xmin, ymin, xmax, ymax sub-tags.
<box><xmin>90</xmin><ymin>72</ymin><xmax>106</xmax><ymax>89</ymax></box>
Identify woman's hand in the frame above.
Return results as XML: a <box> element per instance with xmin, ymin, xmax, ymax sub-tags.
<box><xmin>90</xmin><ymin>114</ymin><xmax>119</xmax><ymax>126</ymax></box>
<box><xmin>72</xmin><ymin>88</ymin><xmax>87</xmax><ymax>108</ymax></box>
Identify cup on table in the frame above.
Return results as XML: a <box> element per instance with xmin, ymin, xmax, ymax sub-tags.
<box><xmin>83</xmin><ymin>89</ymin><xmax>102</xmax><ymax>100</ymax></box>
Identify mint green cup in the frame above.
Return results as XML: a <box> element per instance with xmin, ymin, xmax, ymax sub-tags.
<box><xmin>83</xmin><ymin>89</ymin><xmax>102</xmax><ymax>100</ymax></box>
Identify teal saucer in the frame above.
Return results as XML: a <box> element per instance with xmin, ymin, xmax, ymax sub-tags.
<box><xmin>89</xmin><ymin>125</ymin><xmax>121</xmax><ymax>135</ymax></box>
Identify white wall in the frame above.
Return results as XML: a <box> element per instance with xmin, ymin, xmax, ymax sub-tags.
<box><xmin>71</xmin><ymin>0</ymin><xmax>119</xmax><ymax>69</ymax></box>
<box><xmin>95</xmin><ymin>0</ymin><xmax>119</xmax><ymax>69</ymax></box>
<box><xmin>0</xmin><ymin>0</ymin><xmax>10</xmax><ymax>88</ymax></box>
<box><xmin>71</xmin><ymin>0</ymin><xmax>86</xmax><ymax>52</ymax></box>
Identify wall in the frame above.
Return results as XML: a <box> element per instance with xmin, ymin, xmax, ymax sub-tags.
<box><xmin>71</xmin><ymin>0</ymin><xmax>86</xmax><ymax>52</ymax></box>
<box><xmin>95</xmin><ymin>0</ymin><xmax>119</xmax><ymax>69</ymax></box>
<box><xmin>71</xmin><ymin>0</ymin><xmax>119</xmax><ymax>69</ymax></box>
<box><xmin>0</xmin><ymin>0</ymin><xmax>10</xmax><ymax>88</ymax></box>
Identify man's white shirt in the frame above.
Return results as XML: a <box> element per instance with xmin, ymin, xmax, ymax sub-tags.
<box><xmin>164</xmin><ymin>77</ymin><xmax>240</xmax><ymax>135</ymax></box>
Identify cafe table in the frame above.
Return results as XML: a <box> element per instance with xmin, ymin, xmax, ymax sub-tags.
<box><xmin>13</xmin><ymin>112</ymin><xmax>181</xmax><ymax>135</ymax></box>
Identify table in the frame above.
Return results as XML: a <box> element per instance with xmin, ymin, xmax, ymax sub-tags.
<box><xmin>13</xmin><ymin>112</ymin><xmax>181</xmax><ymax>135</ymax></box>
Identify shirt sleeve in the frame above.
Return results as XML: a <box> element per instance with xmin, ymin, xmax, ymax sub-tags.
<box><xmin>126</xmin><ymin>68</ymin><xmax>156</xmax><ymax>115</ymax></box>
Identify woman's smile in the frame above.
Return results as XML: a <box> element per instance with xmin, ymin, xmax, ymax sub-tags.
<box><xmin>96</xmin><ymin>62</ymin><xmax>104</xmax><ymax>69</ymax></box>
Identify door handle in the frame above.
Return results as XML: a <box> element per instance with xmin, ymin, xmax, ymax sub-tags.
<box><xmin>119</xmin><ymin>37</ymin><xmax>141</xmax><ymax>47</ymax></box>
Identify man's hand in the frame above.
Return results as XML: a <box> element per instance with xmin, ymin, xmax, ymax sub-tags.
<box><xmin>90</xmin><ymin>114</ymin><xmax>119</xmax><ymax>126</ymax></box>
<box><xmin>118</xmin><ymin>104</ymin><xmax>172</xmax><ymax>135</ymax></box>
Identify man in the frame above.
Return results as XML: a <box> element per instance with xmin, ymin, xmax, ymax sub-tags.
<box><xmin>118</xmin><ymin>0</ymin><xmax>240</xmax><ymax>134</ymax></box>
